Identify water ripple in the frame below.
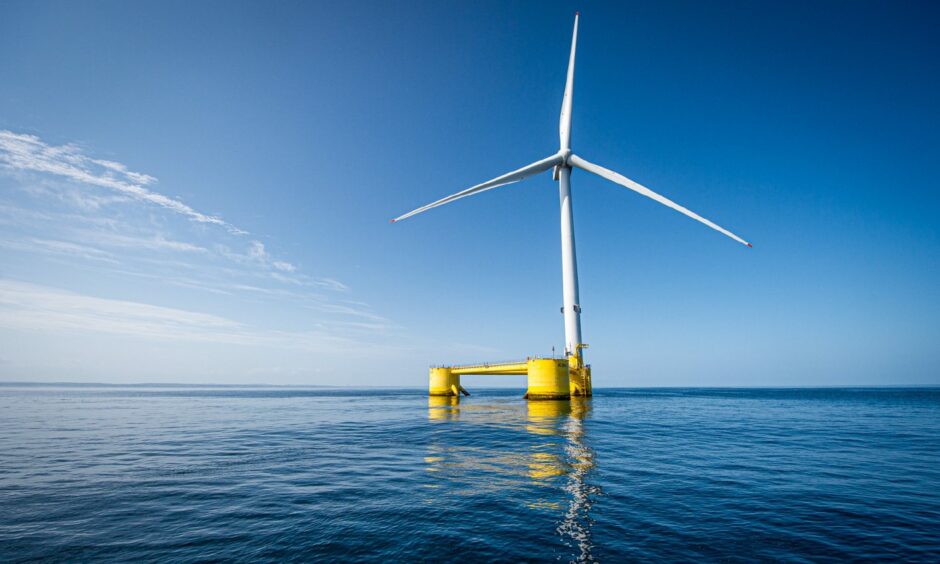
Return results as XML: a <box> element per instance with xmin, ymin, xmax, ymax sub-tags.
<box><xmin>1</xmin><ymin>386</ymin><xmax>939</xmax><ymax>561</ymax></box>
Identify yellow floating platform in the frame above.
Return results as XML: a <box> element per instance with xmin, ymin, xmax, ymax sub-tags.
<box><xmin>429</xmin><ymin>356</ymin><xmax>591</xmax><ymax>400</ymax></box>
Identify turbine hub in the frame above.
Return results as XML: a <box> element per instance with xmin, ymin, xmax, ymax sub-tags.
<box><xmin>552</xmin><ymin>150</ymin><xmax>573</xmax><ymax>181</ymax></box>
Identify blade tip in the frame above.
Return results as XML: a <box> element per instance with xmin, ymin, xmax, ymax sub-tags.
<box><xmin>746</xmin><ymin>242</ymin><xmax>752</xmax><ymax>248</ymax></box>
<box><xmin>389</xmin><ymin>219</ymin><xmax>396</xmax><ymax>223</ymax></box>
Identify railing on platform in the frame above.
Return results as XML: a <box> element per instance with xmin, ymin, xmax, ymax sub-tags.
<box><xmin>430</xmin><ymin>355</ymin><xmax>564</xmax><ymax>370</ymax></box>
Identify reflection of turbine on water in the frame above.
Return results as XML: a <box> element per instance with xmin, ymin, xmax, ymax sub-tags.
<box><xmin>423</xmin><ymin>399</ymin><xmax>577</xmax><ymax>496</ymax></box>
<box><xmin>424</xmin><ymin>398</ymin><xmax>545</xmax><ymax>495</ymax></box>
<box><xmin>556</xmin><ymin>398</ymin><xmax>599</xmax><ymax>563</ymax></box>
<box><xmin>525</xmin><ymin>400</ymin><xmax>571</xmax><ymax>435</ymax></box>
<box><xmin>423</xmin><ymin>397</ymin><xmax>600</xmax><ymax>561</ymax></box>
<box><xmin>525</xmin><ymin>400</ymin><xmax>571</xmax><ymax>481</ymax></box>
<box><xmin>525</xmin><ymin>400</ymin><xmax>600</xmax><ymax>561</ymax></box>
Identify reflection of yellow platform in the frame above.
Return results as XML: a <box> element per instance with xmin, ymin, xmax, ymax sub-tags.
<box><xmin>427</xmin><ymin>396</ymin><xmax>459</xmax><ymax>421</ymax></box>
<box><xmin>527</xmin><ymin>399</ymin><xmax>573</xmax><ymax>418</ymax></box>
<box><xmin>524</xmin><ymin>399</ymin><xmax>588</xmax><ymax>481</ymax></box>
<box><xmin>428</xmin><ymin>357</ymin><xmax>591</xmax><ymax>400</ymax></box>
<box><xmin>528</xmin><ymin>451</ymin><xmax>567</xmax><ymax>480</ymax></box>
<box><xmin>569</xmin><ymin>397</ymin><xmax>592</xmax><ymax>420</ymax></box>
<box><xmin>526</xmin><ymin>400</ymin><xmax>572</xmax><ymax>436</ymax></box>
<box><xmin>423</xmin><ymin>396</ymin><xmax>595</xmax><ymax>503</ymax></box>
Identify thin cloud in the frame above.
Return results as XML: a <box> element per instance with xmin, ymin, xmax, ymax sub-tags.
<box><xmin>77</xmin><ymin>230</ymin><xmax>209</xmax><ymax>254</ymax></box>
<box><xmin>0</xmin><ymin>279</ymin><xmax>243</xmax><ymax>342</ymax></box>
<box><xmin>304</xmin><ymin>301</ymin><xmax>389</xmax><ymax>323</ymax></box>
<box><xmin>315</xmin><ymin>278</ymin><xmax>349</xmax><ymax>292</ymax></box>
<box><xmin>0</xmin><ymin>279</ymin><xmax>376</xmax><ymax>350</ymax></box>
<box><xmin>1</xmin><ymin>146</ymin><xmax>345</xmax><ymax>295</ymax></box>
<box><xmin>216</xmin><ymin>242</ymin><xmax>346</xmax><ymax>291</ymax></box>
<box><xmin>247</xmin><ymin>240</ymin><xmax>296</xmax><ymax>272</ymax></box>
<box><xmin>0</xmin><ymin>131</ymin><xmax>369</xmax><ymax>347</ymax></box>
<box><xmin>0</xmin><ymin>130</ymin><xmax>246</xmax><ymax>235</ymax></box>
<box><xmin>0</xmin><ymin>238</ymin><xmax>120</xmax><ymax>264</ymax></box>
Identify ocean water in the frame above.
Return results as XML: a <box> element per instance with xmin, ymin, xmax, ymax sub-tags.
<box><xmin>1</xmin><ymin>386</ymin><xmax>939</xmax><ymax>562</ymax></box>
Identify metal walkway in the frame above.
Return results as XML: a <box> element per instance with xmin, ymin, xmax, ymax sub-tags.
<box><xmin>444</xmin><ymin>359</ymin><xmax>532</xmax><ymax>376</ymax></box>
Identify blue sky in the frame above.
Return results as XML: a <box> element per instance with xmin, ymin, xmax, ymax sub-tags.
<box><xmin>0</xmin><ymin>0</ymin><xmax>937</xmax><ymax>386</ymax></box>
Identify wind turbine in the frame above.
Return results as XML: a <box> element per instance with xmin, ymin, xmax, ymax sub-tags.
<box><xmin>392</xmin><ymin>13</ymin><xmax>750</xmax><ymax>380</ymax></box>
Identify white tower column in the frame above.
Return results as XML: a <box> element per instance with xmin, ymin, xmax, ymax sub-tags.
<box><xmin>558</xmin><ymin>165</ymin><xmax>582</xmax><ymax>356</ymax></box>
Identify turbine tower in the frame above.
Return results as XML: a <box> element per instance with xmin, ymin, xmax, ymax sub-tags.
<box><xmin>393</xmin><ymin>13</ymin><xmax>750</xmax><ymax>398</ymax></box>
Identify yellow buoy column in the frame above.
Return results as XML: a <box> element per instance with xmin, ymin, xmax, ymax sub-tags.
<box><xmin>525</xmin><ymin>358</ymin><xmax>570</xmax><ymax>400</ymax></box>
<box><xmin>429</xmin><ymin>367</ymin><xmax>462</xmax><ymax>396</ymax></box>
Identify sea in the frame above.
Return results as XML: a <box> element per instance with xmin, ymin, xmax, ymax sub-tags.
<box><xmin>1</xmin><ymin>385</ymin><xmax>939</xmax><ymax>562</ymax></box>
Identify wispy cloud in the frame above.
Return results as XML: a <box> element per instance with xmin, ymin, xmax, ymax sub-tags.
<box><xmin>77</xmin><ymin>230</ymin><xmax>208</xmax><ymax>253</ymax></box>
<box><xmin>0</xmin><ymin>237</ymin><xmax>119</xmax><ymax>264</ymax></box>
<box><xmin>0</xmin><ymin>129</ymin><xmax>391</xmax><ymax>365</ymax></box>
<box><xmin>0</xmin><ymin>279</ymin><xmax>382</xmax><ymax>350</ymax></box>
<box><xmin>0</xmin><ymin>130</ymin><xmax>246</xmax><ymax>234</ymax></box>
<box><xmin>0</xmin><ymin>130</ymin><xmax>347</xmax><ymax>293</ymax></box>
<box><xmin>0</xmin><ymin>279</ymin><xmax>243</xmax><ymax>342</ymax></box>
<box><xmin>247</xmin><ymin>241</ymin><xmax>296</xmax><ymax>272</ymax></box>
<box><xmin>316</xmin><ymin>278</ymin><xmax>349</xmax><ymax>292</ymax></box>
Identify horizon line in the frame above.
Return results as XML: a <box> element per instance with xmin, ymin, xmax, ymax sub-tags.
<box><xmin>0</xmin><ymin>381</ymin><xmax>937</xmax><ymax>390</ymax></box>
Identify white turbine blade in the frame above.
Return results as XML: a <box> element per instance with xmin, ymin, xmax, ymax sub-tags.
<box><xmin>391</xmin><ymin>153</ymin><xmax>564</xmax><ymax>223</ymax></box>
<box><xmin>568</xmin><ymin>154</ymin><xmax>752</xmax><ymax>247</ymax></box>
<box><xmin>558</xmin><ymin>12</ymin><xmax>579</xmax><ymax>150</ymax></box>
